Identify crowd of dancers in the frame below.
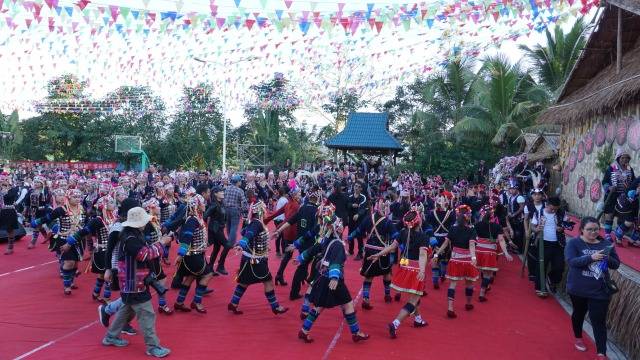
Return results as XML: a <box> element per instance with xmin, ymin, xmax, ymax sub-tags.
<box><xmin>1</xmin><ymin>164</ymin><xmax>535</xmax><ymax>356</ymax></box>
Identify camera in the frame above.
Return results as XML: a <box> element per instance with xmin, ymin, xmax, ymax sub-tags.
<box><xmin>144</xmin><ymin>272</ymin><xmax>168</xmax><ymax>296</ymax></box>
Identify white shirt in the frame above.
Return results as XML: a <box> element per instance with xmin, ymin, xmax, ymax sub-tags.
<box><xmin>530</xmin><ymin>208</ymin><xmax>567</xmax><ymax>242</ymax></box>
<box><xmin>274</xmin><ymin>196</ymin><xmax>288</xmax><ymax>222</ymax></box>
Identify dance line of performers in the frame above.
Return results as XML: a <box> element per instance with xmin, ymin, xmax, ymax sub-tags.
<box><xmin>2</xmin><ymin>168</ymin><xmax>529</xmax><ymax>354</ymax></box>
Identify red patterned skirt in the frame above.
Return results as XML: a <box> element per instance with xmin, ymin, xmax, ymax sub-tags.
<box><xmin>391</xmin><ymin>260</ymin><xmax>425</xmax><ymax>296</ymax></box>
<box><xmin>475</xmin><ymin>238</ymin><xmax>499</xmax><ymax>272</ymax></box>
<box><xmin>446</xmin><ymin>247</ymin><xmax>479</xmax><ymax>281</ymax></box>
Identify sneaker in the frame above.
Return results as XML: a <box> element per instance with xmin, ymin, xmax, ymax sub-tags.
<box><xmin>102</xmin><ymin>336</ymin><xmax>129</xmax><ymax>347</ymax></box>
<box><xmin>98</xmin><ymin>305</ymin><xmax>111</xmax><ymax>327</ymax></box>
<box><xmin>146</xmin><ymin>346</ymin><xmax>171</xmax><ymax>358</ymax></box>
<box><xmin>121</xmin><ymin>324</ymin><xmax>138</xmax><ymax>335</ymax></box>
<box><xmin>574</xmin><ymin>338</ymin><xmax>587</xmax><ymax>352</ymax></box>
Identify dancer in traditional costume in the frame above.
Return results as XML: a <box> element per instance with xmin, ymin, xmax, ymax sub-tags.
<box><xmin>297</xmin><ymin>209</ymin><xmax>369</xmax><ymax>343</ymax></box>
<box><xmin>349</xmin><ymin>198</ymin><xmax>399</xmax><ymax>309</ymax></box>
<box><xmin>33</xmin><ymin>188</ymin><xmax>87</xmax><ymax>295</ymax></box>
<box><xmin>474</xmin><ymin>205</ymin><xmax>512</xmax><ymax>302</ymax></box>
<box><xmin>274</xmin><ymin>190</ymin><xmax>319</xmax><ymax>300</ymax></box>
<box><xmin>25</xmin><ymin>176</ymin><xmax>51</xmax><ymax>249</ymax></box>
<box><xmin>174</xmin><ymin>194</ymin><xmax>213</xmax><ymax>313</ymax></box>
<box><xmin>141</xmin><ymin>198</ymin><xmax>173</xmax><ymax>315</ymax></box>
<box><xmin>601</xmin><ymin>148</ymin><xmax>635</xmax><ymax>243</ymax></box>
<box><xmin>367</xmin><ymin>210</ymin><xmax>429</xmax><ymax>338</ymax></box>
<box><xmin>434</xmin><ymin>205</ymin><xmax>479</xmax><ymax>318</ymax></box>
<box><xmin>424</xmin><ymin>192</ymin><xmax>454</xmax><ymax>289</ymax></box>
<box><xmin>227</xmin><ymin>200</ymin><xmax>288</xmax><ymax>315</ymax></box>
<box><xmin>66</xmin><ymin>195</ymin><xmax>116</xmax><ymax>303</ymax></box>
<box><xmin>1</xmin><ymin>175</ymin><xmax>21</xmax><ymax>255</ymax></box>
<box><xmin>347</xmin><ymin>182</ymin><xmax>368</xmax><ymax>259</ymax></box>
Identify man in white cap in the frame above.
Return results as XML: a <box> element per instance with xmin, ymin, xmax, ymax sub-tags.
<box><xmin>102</xmin><ymin>207</ymin><xmax>172</xmax><ymax>358</ymax></box>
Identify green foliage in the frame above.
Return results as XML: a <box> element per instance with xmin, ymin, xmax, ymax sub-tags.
<box><xmin>519</xmin><ymin>18</ymin><xmax>587</xmax><ymax>98</ymax></box>
<box><xmin>596</xmin><ymin>143</ymin><xmax>614</xmax><ymax>175</ymax></box>
<box><xmin>0</xmin><ymin>110</ymin><xmax>23</xmax><ymax>160</ymax></box>
<box><xmin>320</xmin><ymin>89</ymin><xmax>368</xmax><ymax>141</ymax></box>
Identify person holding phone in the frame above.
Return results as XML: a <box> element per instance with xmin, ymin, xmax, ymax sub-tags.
<box><xmin>565</xmin><ymin>217</ymin><xmax>620</xmax><ymax>358</ymax></box>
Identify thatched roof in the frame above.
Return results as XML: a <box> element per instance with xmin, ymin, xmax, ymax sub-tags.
<box><xmin>538</xmin><ymin>1</ymin><xmax>640</xmax><ymax>124</ymax></box>
<box><xmin>522</xmin><ymin>133</ymin><xmax>561</xmax><ymax>162</ymax></box>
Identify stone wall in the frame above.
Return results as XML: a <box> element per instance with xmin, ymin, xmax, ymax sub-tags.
<box><xmin>559</xmin><ymin>103</ymin><xmax>640</xmax><ymax>217</ymax></box>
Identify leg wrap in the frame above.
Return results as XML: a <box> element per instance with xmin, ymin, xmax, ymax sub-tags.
<box><xmin>431</xmin><ymin>267</ymin><xmax>440</xmax><ymax>284</ymax></box>
<box><xmin>176</xmin><ymin>284</ymin><xmax>189</xmax><ymax>304</ymax></box>
<box><xmin>103</xmin><ymin>282</ymin><xmax>112</xmax><ymax>299</ymax></box>
<box><xmin>193</xmin><ymin>285</ymin><xmax>206</xmax><ymax>304</ymax></box>
<box><xmin>265</xmin><ymin>290</ymin><xmax>279</xmax><ymax>310</ymax></box>
<box><xmin>481</xmin><ymin>277</ymin><xmax>491</xmax><ymax>289</ymax></box>
<box><xmin>603</xmin><ymin>220</ymin><xmax>613</xmax><ymax>234</ymax></box>
<box><xmin>301</xmin><ymin>294</ymin><xmax>310</xmax><ymax>314</ymax></box>
<box><xmin>158</xmin><ymin>294</ymin><xmax>166</xmax><ymax>307</ymax></box>
<box><xmin>383</xmin><ymin>279</ymin><xmax>391</xmax><ymax>296</ymax></box>
<box><xmin>62</xmin><ymin>269</ymin><xmax>74</xmax><ymax>288</ymax></box>
<box><xmin>465</xmin><ymin>287</ymin><xmax>473</xmax><ymax>298</ymax></box>
<box><xmin>402</xmin><ymin>302</ymin><xmax>416</xmax><ymax>314</ymax></box>
<box><xmin>231</xmin><ymin>285</ymin><xmax>246</xmax><ymax>305</ymax></box>
<box><xmin>447</xmin><ymin>288</ymin><xmax>455</xmax><ymax>300</ymax></box>
<box><xmin>343</xmin><ymin>311</ymin><xmax>360</xmax><ymax>334</ymax></box>
<box><xmin>362</xmin><ymin>280</ymin><xmax>372</xmax><ymax>300</ymax></box>
<box><xmin>93</xmin><ymin>278</ymin><xmax>105</xmax><ymax>295</ymax></box>
<box><xmin>302</xmin><ymin>308</ymin><xmax>319</xmax><ymax>332</ymax></box>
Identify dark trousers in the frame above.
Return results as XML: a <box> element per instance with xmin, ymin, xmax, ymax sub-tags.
<box><xmin>509</xmin><ymin>218</ymin><xmax>525</xmax><ymax>253</ymax></box>
<box><xmin>290</xmin><ymin>260</ymin><xmax>310</xmax><ymax>298</ymax></box>
<box><xmin>276</xmin><ymin>247</ymin><xmax>293</xmax><ymax>279</ymax></box>
<box><xmin>209</xmin><ymin>230</ymin><xmax>230</xmax><ymax>270</ymax></box>
<box><xmin>533</xmin><ymin>241</ymin><xmax>564</xmax><ymax>291</ymax></box>
<box><xmin>274</xmin><ymin>219</ymin><xmax>284</xmax><ymax>253</ymax></box>
<box><xmin>570</xmin><ymin>294</ymin><xmax>610</xmax><ymax>355</ymax></box>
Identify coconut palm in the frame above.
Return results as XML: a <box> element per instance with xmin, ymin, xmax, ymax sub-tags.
<box><xmin>453</xmin><ymin>55</ymin><xmax>550</xmax><ymax>147</ymax></box>
<box><xmin>421</xmin><ymin>58</ymin><xmax>480</xmax><ymax>130</ymax></box>
<box><xmin>519</xmin><ymin>18</ymin><xmax>588</xmax><ymax>97</ymax></box>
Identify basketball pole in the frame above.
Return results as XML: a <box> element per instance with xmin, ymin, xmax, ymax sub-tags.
<box><xmin>192</xmin><ymin>56</ymin><xmax>258</xmax><ymax>174</ymax></box>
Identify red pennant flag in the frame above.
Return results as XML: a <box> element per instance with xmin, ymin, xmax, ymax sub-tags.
<box><xmin>375</xmin><ymin>21</ymin><xmax>383</xmax><ymax>33</ymax></box>
<box><xmin>25</xmin><ymin>19</ymin><xmax>32</xmax><ymax>28</ymax></box>
<box><xmin>368</xmin><ymin>18</ymin><xmax>375</xmax><ymax>29</ymax></box>
<box><xmin>339</xmin><ymin>17</ymin><xmax>349</xmax><ymax>31</ymax></box>
<box><xmin>44</xmin><ymin>0</ymin><xmax>59</xmax><ymax>9</ymax></box>
<box><xmin>77</xmin><ymin>0</ymin><xmax>91</xmax><ymax>11</ymax></box>
<box><xmin>245</xmin><ymin>19</ymin><xmax>255</xmax><ymax>30</ymax></box>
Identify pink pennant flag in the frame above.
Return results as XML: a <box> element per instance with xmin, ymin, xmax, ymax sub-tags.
<box><xmin>25</xmin><ymin>18</ymin><xmax>32</xmax><ymax>28</ymax></box>
<box><xmin>216</xmin><ymin>17</ymin><xmax>225</xmax><ymax>28</ymax></box>
<box><xmin>375</xmin><ymin>21</ymin><xmax>383</xmax><ymax>33</ymax></box>
<box><xmin>284</xmin><ymin>0</ymin><xmax>293</xmax><ymax>9</ymax></box>
<box><xmin>245</xmin><ymin>19</ymin><xmax>255</xmax><ymax>30</ymax></box>
<box><xmin>338</xmin><ymin>2</ymin><xmax>345</xmax><ymax>12</ymax></box>
<box><xmin>44</xmin><ymin>0</ymin><xmax>59</xmax><ymax>9</ymax></box>
<box><xmin>77</xmin><ymin>0</ymin><xmax>91</xmax><ymax>11</ymax></box>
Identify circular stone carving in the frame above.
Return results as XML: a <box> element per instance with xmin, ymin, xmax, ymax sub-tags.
<box><xmin>577</xmin><ymin>176</ymin><xmax>586</xmax><ymax>199</ymax></box>
<box><xmin>590</xmin><ymin>179</ymin><xmax>602</xmax><ymax>202</ymax></box>
<box><xmin>616</xmin><ymin>117</ymin><xmax>628</xmax><ymax>145</ymax></box>
<box><xmin>628</xmin><ymin>118</ymin><xmax>640</xmax><ymax>151</ymax></box>
<box><xmin>595</xmin><ymin>122</ymin><xmax>606</xmax><ymax>146</ymax></box>
<box><xmin>584</xmin><ymin>132</ymin><xmax>594</xmax><ymax>154</ymax></box>
<box><xmin>568</xmin><ymin>151</ymin><xmax>577</xmax><ymax>172</ymax></box>
<box><xmin>577</xmin><ymin>141</ymin><xmax>585</xmax><ymax>162</ymax></box>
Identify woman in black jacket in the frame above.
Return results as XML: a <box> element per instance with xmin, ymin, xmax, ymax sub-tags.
<box><xmin>205</xmin><ymin>185</ymin><xmax>229</xmax><ymax>275</ymax></box>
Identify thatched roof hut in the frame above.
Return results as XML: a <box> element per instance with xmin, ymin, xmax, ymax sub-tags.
<box><xmin>538</xmin><ymin>0</ymin><xmax>640</xmax><ymax>124</ymax></box>
<box><xmin>537</xmin><ymin>2</ymin><xmax>640</xmax><ymax>359</ymax></box>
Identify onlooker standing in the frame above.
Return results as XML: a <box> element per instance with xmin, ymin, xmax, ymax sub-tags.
<box><xmin>272</xmin><ymin>187</ymin><xmax>289</xmax><ymax>257</ymax></box>
<box><xmin>102</xmin><ymin>207</ymin><xmax>172</xmax><ymax>358</ymax></box>
<box><xmin>224</xmin><ymin>174</ymin><xmax>248</xmax><ymax>246</ymax></box>
<box><xmin>565</xmin><ymin>217</ymin><xmax>620</xmax><ymax>358</ymax></box>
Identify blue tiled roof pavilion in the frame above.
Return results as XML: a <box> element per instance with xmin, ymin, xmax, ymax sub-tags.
<box><xmin>324</xmin><ymin>112</ymin><xmax>403</xmax><ymax>154</ymax></box>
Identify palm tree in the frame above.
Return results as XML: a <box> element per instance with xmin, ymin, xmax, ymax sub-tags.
<box><xmin>519</xmin><ymin>18</ymin><xmax>588</xmax><ymax>98</ymax></box>
<box><xmin>421</xmin><ymin>58</ymin><xmax>480</xmax><ymax>130</ymax></box>
<box><xmin>453</xmin><ymin>55</ymin><xmax>550</xmax><ymax>147</ymax></box>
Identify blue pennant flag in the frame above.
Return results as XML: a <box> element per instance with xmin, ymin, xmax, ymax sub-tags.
<box><xmin>366</xmin><ymin>3</ymin><xmax>374</xmax><ymax>19</ymax></box>
<box><xmin>275</xmin><ymin>9</ymin><xmax>284</xmax><ymax>20</ymax></box>
<box><xmin>131</xmin><ymin>10</ymin><xmax>140</xmax><ymax>19</ymax></box>
<box><xmin>161</xmin><ymin>11</ymin><xmax>177</xmax><ymax>22</ymax></box>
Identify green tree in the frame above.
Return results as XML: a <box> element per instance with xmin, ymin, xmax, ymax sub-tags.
<box><xmin>0</xmin><ymin>110</ymin><xmax>23</xmax><ymax>160</ymax></box>
<box><xmin>519</xmin><ymin>18</ymin><xmax>588</xmax><ymax>97</ymax></box>
<box><xmin>453</xmin><ymin>56</ymin><xmax>549</xmax><ymax>148</ymax></box>
<box><xmin>319</xmin><ymin>89</ymin><xmax>368</xmax><ymax>141</ymax></box>
<box><xmin>163</xmin><ymin>84</ymin><xmax>224</xmax><ymax>169</ymax></box>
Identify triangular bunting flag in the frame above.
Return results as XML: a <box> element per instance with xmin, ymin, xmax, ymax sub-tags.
<box><xmin>284</xmin><ymin>1</ymin><xmax>293</xmax><ymax>9</ymax></box>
